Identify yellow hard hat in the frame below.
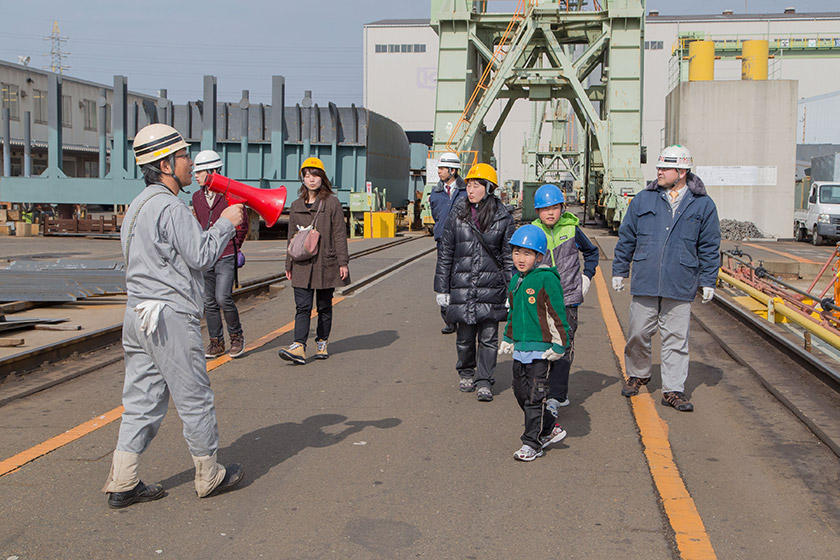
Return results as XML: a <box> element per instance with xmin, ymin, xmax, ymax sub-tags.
<box><xmin>465</xmin><ymin>163</ymin><xmax>498</xmax><ymax>186</ymax></box>
<box><xmin>300</xmin><ymin>157</ymin><xmax>326</xmax><ymax>174</ymax></box>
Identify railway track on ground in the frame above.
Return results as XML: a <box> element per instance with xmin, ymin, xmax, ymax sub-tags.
<box><xmin>0</xmin><ymin>235</ymin><xmax>429</xmax><ymax>393</ymax></box>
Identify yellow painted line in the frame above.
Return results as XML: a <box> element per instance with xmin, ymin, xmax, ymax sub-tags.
<box><xmin>742</xmin><ymin>242</ymin><xmax>820</xmax><ymax>265</ymax></box>
<box><xmin>0</xmin><ymin>297</ymin><xmax>344</xmax><ymax>478</ymax></box>
<box><xmin>593</xmin><ymin>270</ymin><xmax>716</xmax><ymax>559</ymax></box>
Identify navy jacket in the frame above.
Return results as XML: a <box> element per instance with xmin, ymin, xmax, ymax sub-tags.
<box><xmin>429</xmin><ymin>175</ymin><xmax>467</xmax><ymax>241</ymax></box>
<box><xmin>612</xmin><ymin>173</ymin><xmax>720</xmax><ymax>302</ymax></box>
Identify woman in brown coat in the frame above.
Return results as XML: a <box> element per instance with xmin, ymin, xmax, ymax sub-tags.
<box><xmin>279</xmin><ymin>157</ymin><xmax>350</xmax><ymax>364</ymax></box>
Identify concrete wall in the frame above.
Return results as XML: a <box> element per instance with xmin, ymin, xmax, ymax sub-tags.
<box><xmin>665</xmin><ymin>80</ymin><xmax>798</xmax><ymax>238</ymax></box>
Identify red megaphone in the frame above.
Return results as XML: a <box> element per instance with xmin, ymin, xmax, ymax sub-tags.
<box><xmin>205</xmin><ymin>173</ymin><xmax>287</xmax><ymax>228</ymax></box>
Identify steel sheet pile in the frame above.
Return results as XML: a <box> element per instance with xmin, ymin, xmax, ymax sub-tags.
<box><xmin>720</xmin><ymin>219</ymin><xmax>765</xmax><ymax>241</ymax></box>
<box><xmin>0</xmin><ymin>260</ymin><xmax>126</xmax><ymax>302</ymax></box>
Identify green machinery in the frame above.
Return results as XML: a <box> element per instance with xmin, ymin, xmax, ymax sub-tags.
<box><xmin>423</xmin><ymin>0</ymin><xmax>645</xmax><ymax>228</ymax></box>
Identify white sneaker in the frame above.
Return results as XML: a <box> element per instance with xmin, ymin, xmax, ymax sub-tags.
<box><xmin>513</xmin><ymin>444</ymin><xmax>544</xmax><ymax>462</ymax></box>
<box><xmin>540</xmin><ymin>424</ymin><xmax>567</xmax><ymax>448</ymax></box>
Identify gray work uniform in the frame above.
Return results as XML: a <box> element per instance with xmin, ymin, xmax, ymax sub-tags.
<box><xmin>117</xmin><ymin>184</ymin><xmax>235</xmax><ymax>457</ymax></box>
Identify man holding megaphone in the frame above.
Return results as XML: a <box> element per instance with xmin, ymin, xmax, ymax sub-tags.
<box><xmin>192</xmin><ymin>150</ymin><xmax>249</xmax><ymax>360</ymax></box>
<box><xmin>102</xmin><ymin>124</ymin><xmax>246</xmax><ymax>508</ymax></box>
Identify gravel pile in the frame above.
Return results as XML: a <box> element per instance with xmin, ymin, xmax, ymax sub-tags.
<box><xmin>720</xmin><ymin>219</ymin><xmax>765</xmax><ymax>240</ymax></box>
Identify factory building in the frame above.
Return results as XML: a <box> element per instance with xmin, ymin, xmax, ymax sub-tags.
<box><xmin>363</xmin><ymin>8</ymin><xmax>840</xmax><ymax>190</ymax></box>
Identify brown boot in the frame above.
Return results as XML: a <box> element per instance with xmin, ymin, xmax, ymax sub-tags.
<box><xmin>205</xmin><ymin>338</ymin><xmax>225</xmax><ymax>359</ymax></box>
<box><xmin>621</xmin><ymin>376</ymin><xmax>650</xmax><ymax>397</ymax></box>
<box><xmin>661</xmin><ymin>391</ymin><xmax>694</xmax><ymax>412</ymax></box>
<box><xmin>229</xmin><ymin>333</ymin><xmax>245</xmax><ymax>358</ymax></box>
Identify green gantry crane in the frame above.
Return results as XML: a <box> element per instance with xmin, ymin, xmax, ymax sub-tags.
<box><xmin>423</xmin><ymin>0</ymin><xmax>645</xmax><ymax>229</ymax></box>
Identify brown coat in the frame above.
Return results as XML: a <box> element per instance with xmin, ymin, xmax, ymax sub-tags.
<box><xmin>286</xmin><ymin>195</ymin><xmax>350</xmax><ymax>289</ymax></box>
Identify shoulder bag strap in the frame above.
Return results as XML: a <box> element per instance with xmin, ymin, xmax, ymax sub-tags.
<box><xmin>468</xmin><ymin>220</ymin><xmax>504</xmax><ymax>272</ymax></box>
<box><xmin>309</xmin><ymin>200</ymin><xmax>325</xmax><ymax>229</ymax></box>
<box><xmin>123</xmin><ymin>191</ymin><xmax>170</xmax><ymax>266</ymax></box>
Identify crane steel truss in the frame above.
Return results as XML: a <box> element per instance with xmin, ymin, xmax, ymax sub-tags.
<box><xmin>428</xmin><ymin>0</ymin><xmax>644</xmax><ymax>226</ymax></box>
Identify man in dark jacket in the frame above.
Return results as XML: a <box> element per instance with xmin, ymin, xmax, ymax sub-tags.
<box><xmin>429</xmin><ymin>152</ymin><xmax>468</xmax><ymax>334</ymax></box>
<box><xmin>191</xmin><ymin>150</ymin><xmax>249</xmax><ymax>359</ymax></box>
<box><xmin>611</xmin><ymin>145</ymin><xmax>720</xmax><ymax>412</ymax></box>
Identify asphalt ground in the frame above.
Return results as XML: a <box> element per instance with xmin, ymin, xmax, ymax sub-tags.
<box><xmin>1</xmin><ymin>241</ymin><xmax>840</xmax><ymax>559</ymax></box>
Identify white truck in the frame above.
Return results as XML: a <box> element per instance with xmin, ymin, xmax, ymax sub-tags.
<box><xmin>793</xmin><ymin>181</ymin><xmax>840</xmax><ymax>245</ymax></box>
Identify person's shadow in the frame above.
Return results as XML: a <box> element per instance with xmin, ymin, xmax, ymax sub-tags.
<box><xmin>268</xmin><ymin>330</ymin><xmax>400</xmax><ymax>359</ymax></box>
<box><xmin>642</xmin><ymin>361</ymin><xmax>724</xmax><ymax>397</ymax></box>
<box><xmin>157</xmin><ymin>414</ymin><xmax>401</xmax><ymax>491</ymax></box>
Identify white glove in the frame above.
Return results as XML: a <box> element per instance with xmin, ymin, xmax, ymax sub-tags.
<box><xmin>702</xmin><ymin>286</ymin><xmax>715</xmax><ymax>304</ymax></box>
<box><xmin>581</xmin><ymin>274</ymin><xmax>591</xmax><ymax>297</ymax></box>
<box><xmin>542</xmin><ymin>348</ymin><xmax>564</xmax><ymax>361</ymax></box>
<box><xmin>497</xmin><ymin>341</ymin><xmax>514</xmax><ymax>355</ymax></box>
<box><xmin>436</xmin><ymin>293</ymin><xmax>450</xmax><ymax>307</ymax></box>
<box><xmin>612</xmin><ymin>276</ymin><xmax>625</xmax><ymax>291</ymax></box>
<box><xmin>505</xmin><ymin>297</ymin><xmax>510</xmax><ymax>309</ymax></box>
<box><xmin>135</xmin><ymin>301</ymin><xmax>166</xmax><ymax>337</ymax></box>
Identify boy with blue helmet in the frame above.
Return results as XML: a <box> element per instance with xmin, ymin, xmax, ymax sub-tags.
<box><xmin>499</xmin><ymin>224</ymin><xmax>570</xmax><ymax>461</ymax></box>
<box><xmin>532</xmin><ymin>184</ymin><xmax>599</xmax><ymax>416</ymax></box>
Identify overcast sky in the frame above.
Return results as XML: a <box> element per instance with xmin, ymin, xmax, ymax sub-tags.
<box><xmin>1</xmin><ymin>0</ymin><xmax>836</xmax><ymax>106</ymax></box>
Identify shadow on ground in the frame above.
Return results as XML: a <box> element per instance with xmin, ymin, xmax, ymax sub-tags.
<box><xmin>156</xmin><ymin>414</ymin><xmax>401</xmax><ymax>491</ymax></box>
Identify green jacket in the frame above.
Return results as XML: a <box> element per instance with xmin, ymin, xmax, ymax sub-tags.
<box><xmin>502</xmin><ymin>265</ymin><xmax>570</xmax><ymax>354</ymax></box>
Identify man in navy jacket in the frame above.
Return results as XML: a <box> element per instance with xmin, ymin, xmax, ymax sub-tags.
<box><xmin>430</xmin><ymin>152</ymin><xmax>467</xmax><ymax>334</ymax></box>
<box><xmin>611</xmin><ymin>145</ymin><xmax>720</xmax><ymax>412</ymax></box>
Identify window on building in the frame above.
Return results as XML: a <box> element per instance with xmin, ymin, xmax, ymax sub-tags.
<box><xmin>83</xmin><ymin>99</ymin><xmax>97</xmax><ymax>131</ymax></box>
<box><xmin>376</xmin><ymin>43</ymin><xmax>427</xmax><ymax>54</ymax></box>
<box><xmin>62</xmin><ymin>95</ymin><xmax>72</xmax><ymax>128</ymax></box>
<box><xmin>375</xmin><ymin>44</ymin><xmax>386</xmax><ymax>53</ymax></box>
<box><xmin>33</xmin><ymin>89</ymin><xmax>47</xmax><ymax>124</ymax></box>
<box><xmin>388</xmin><ymin>44</ymin><xmax>398</xmax><ymax>53</ymax></box>
<box><xmin>644</xmin><ymin>41</ymin><xmax>663</xmax><ymax>50</ymax></box>
<box><xmin>1</xmin><ymin>83</ymin><xmax>20</xmax><ymax>121</ymax></box>
<box><xmin>415</xmin><ymin>44</ymin><xmax>426</xmax><ymax>53</ymax></box>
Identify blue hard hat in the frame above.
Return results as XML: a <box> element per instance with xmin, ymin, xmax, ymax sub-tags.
<box><xmin>534</xmin><ymin>184</ymin><xmax>565</xmax><ymax>209</ymax></box>
<box><xmin>510</xmin><ymin>224</ymin><xmax>548</xmax><ymax>255</ymax></box>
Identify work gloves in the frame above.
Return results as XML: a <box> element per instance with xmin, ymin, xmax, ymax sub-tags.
<box><xmin>542</xmin><ymin>348</ymin><xmax>563</xmax><ymax>361</ymax></box>
<box><xmin>581</xmin><ymin>274</ymin><xmax>591</xmax><ymax>297</ymax></box>
<box><xmin>612</xmin><ymin>276</ymin><xmax>625</xmax><ymax>291</ymax></box>
<box><xmin>497</xmin><ymin>341</ymin><xmax>514</xmax><ymax>355</ymax></box>
<box><xmin>435</xmin><ymin>293</ymin><xmax>450</xmax><ymax>307</ymax></box>
<box><xmin>701</xmin><ymin>287</ymin><xmax>715</xmax><ymax>304</ymax></box>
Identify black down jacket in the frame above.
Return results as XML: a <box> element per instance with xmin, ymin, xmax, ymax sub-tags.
<box><xmin>433</xmin><ymin>197</ymin><xmax>515</xmax><ymax>325</ymax></box>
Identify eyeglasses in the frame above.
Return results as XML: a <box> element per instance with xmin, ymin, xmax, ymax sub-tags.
<box><xmin>175</xmin><ymin>153</ymin><xmax>191</xmax><ymax>161</ymax></box>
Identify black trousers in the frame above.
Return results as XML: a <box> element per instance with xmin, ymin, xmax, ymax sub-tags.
<box><xmin>455</xmin><ymin>320</ymin><xmax>499</xmax><ymax>390</ymax></box>
<box><xmin>293</xmin><ymin>287</ymin><xmax>334</xmax><ymax>346</ymax></box>
<box><xmin>513</xmin><ymin>359</ymin><xmax>554</xmax><ymax>451</ymax></box>
<box><xmin>548</xmin><ymin>305</ymin><xmax>578</xmax><ymax>401</ymax></box>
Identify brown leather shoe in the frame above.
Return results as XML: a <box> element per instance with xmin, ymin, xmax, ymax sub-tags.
<box><xmin>205</xmin><ymin>338</ymin><xmax>225</xmax><ymax>359</ymax></box>
<box><xmin>621</xmin><ymin>376</ymin><xmax>650</xmax><ymax>397</ymax></box>
<box><xmin>661</xmin><ymin>391</ymin><xmax>694</xmax><ymax>412</ymax></box>
<box><xmin>229</xmin><ymin>334</ymin><xmax>245</xmax><ymax>358</ymax></box>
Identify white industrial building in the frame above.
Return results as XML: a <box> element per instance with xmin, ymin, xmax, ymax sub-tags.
<box><xmin>363</xmin><ymin>9</ymin><xmax>840</xmax><ymax>190</ymax></box>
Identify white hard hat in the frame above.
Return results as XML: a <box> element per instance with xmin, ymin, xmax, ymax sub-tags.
<box><xmin>656</xmin><ymin>145</ymin><xmax>693</xmax><ymax>169</ymax></box>
<box><xmin>133</xmin><ymin>124</ymin><xmax>189</xmax><ymax>166</ymax></box>
<box><xmin>438</xmin><ymin>152</ymin><xmax>461</xmax><ymax>170</ymax></box>
<box><xmin>194</xmin><ymin>150</ymin><xmax>223</xmax><ymax>172</ymax></box>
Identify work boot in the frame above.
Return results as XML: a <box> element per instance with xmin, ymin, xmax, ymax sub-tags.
<box><xmin>661</xmin><ymin>391</ymin><xmax>694</xmax><ymax>412</ymax></box>
<box><xmin>621</xmin><ymin>376</ymin><xmax>650</xmax><ymax>397</ymax></box>
<box><xmin>107</xmin><ymin>481</ymin><xmax>165</xmax><ymax>509</ymax></box>
<box><xmin>441</xmin><ymin>324</ymin><xmax>456</xmax><ymax>334</ymax></box>
<box><xmin>278</xmin><ymin>342</ymin><xmax>306</xmax><ymax>365</ymax></box>
<box><xmin>315</xmin><ymin>339</ymin><xmax>329</xmax><ymax>360</ymax></box>
<box><xmin>229</xmin><ymin>333</ymin><xmax>245</xmax><ymax>358</ymax></box>
<box><xmin>205</xmin><ymin>337</ymin><xmax>225</xmax><ymax>359</ymax></box>
<box><xmin>203</xmin><ymin>464</ymin><xmax>245</xmax><ymax>498</ymax></box>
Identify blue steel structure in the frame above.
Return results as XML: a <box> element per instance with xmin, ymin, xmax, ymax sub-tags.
<box><xmin>0</xmin><ymin>75</ymin><xmax>411</xmax><ymax>210</ymax></box>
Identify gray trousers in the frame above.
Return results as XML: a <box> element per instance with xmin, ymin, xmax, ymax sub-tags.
<box><xmin>624</xmin><ymin>296</ymin><xmax>691</xmax><ymax>393</ymax></box>
<box><xmin>117</xmin><ymin>305</ymin><xmax>220</xmax><ymax>457</ymax></box>
<box><xmin>203</xmin><ymin>255</ymin><xmax>242</xmax><ymax>340</ymax></box>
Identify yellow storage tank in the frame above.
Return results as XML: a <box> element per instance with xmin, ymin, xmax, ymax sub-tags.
<box><xmin>363</xmin><ymin>212</ymin><xmax>396</xmax><ymax>238</ymax></box>
<box><xmin>741</xmin><ymin>39</ymin><xmax>769</xmax><ymax>80</ymax></box>
<box><xmin>688</xmin><ymin>41</ymin><xmax>715</xmax><ymax>82</ymax></box>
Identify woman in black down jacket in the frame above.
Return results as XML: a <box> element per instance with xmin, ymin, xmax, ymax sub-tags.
<box><xmin>434</xmin><ymin>163</ymin><xmax>515</xmax><ymax>402</ymax></box>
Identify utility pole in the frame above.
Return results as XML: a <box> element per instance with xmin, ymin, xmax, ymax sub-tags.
<box><xmin>44</xmin><ymin>21</ymin><xmax>70</xmax><ymax>74</ymax></box>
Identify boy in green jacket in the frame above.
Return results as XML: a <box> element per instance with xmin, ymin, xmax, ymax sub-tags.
<box><xmin>498</xmin><ymin>224</ymin><xmax>571</xmax><ymax>461</ymax></box>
